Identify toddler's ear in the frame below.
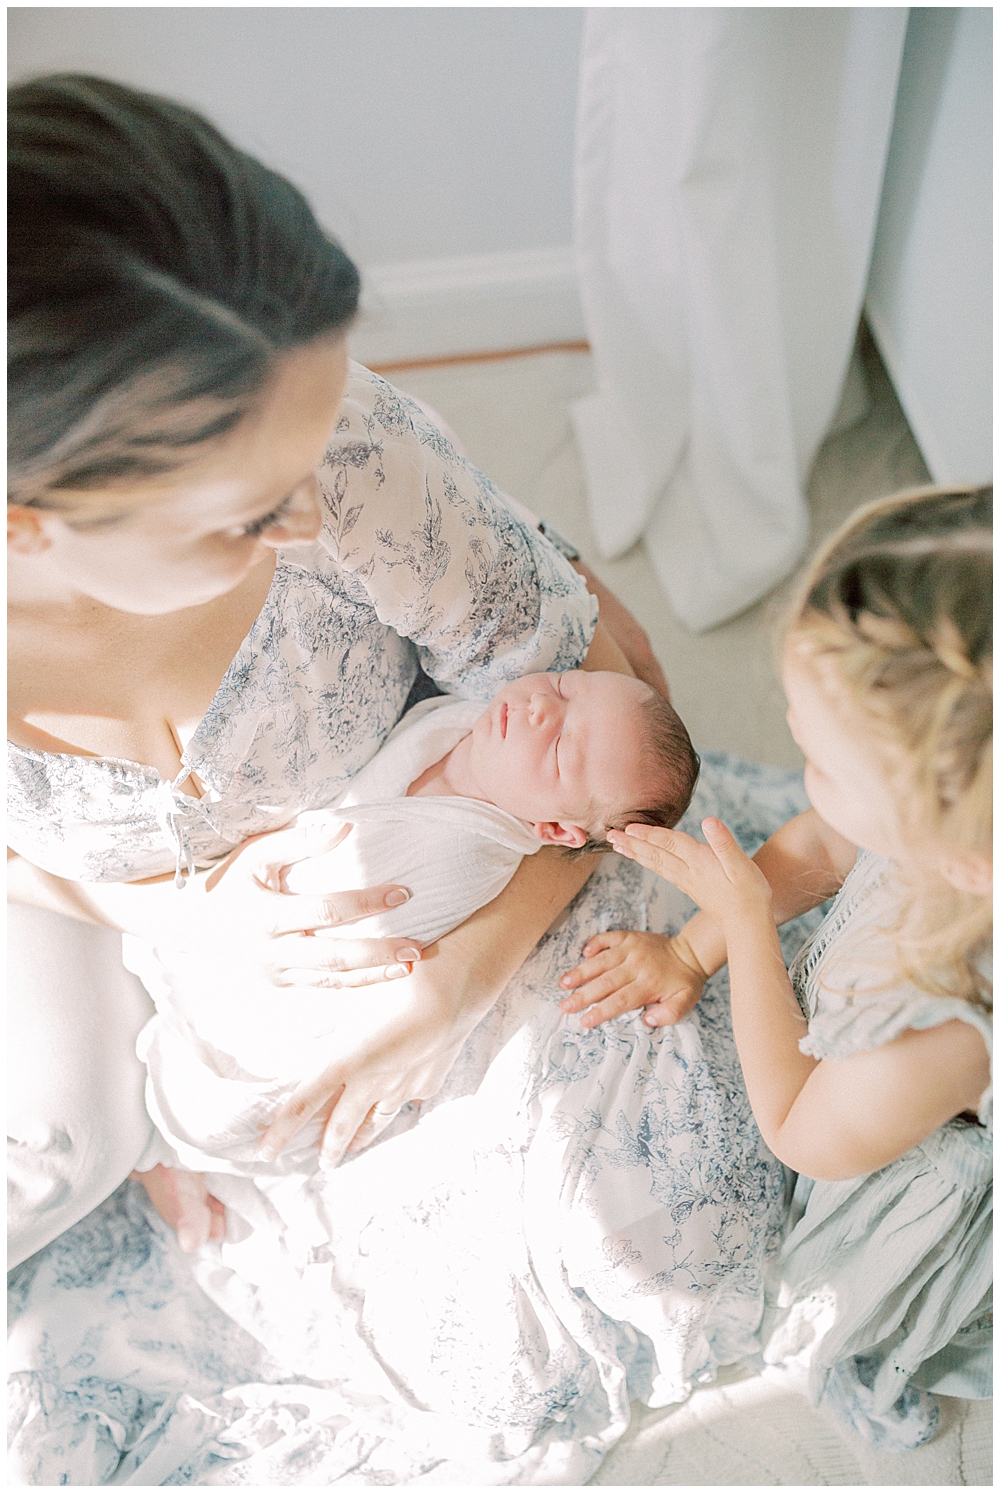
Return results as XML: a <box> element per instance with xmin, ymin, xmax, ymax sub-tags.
<box><xmin>531</xmin><ymin>821</ymin><xmax>589</xmax><ymax>849</ymax></box>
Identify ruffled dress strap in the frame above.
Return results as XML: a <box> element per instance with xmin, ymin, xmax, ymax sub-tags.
<box><xmin>799</xmin><ymin>989</ymin><xmax>992</xmax><ymax>1128</ymax></box>
<box><xmin>790</xmin><ymin>849</ymin><xmax>992</xmax><ymax>1128</ymax></box>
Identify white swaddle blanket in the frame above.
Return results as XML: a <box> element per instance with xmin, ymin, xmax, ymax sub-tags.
<box><xmin>128</xmin><ymin>696</ymin><xmax>541</xmax><ymax>1174</ymax></box>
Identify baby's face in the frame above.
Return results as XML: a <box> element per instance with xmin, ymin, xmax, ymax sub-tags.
<box><xmin>466</xmin><ymin>670</ymin><xmax>658</xmax><ymax>846</ymax></box>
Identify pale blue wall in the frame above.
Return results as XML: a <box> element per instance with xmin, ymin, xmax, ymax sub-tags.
<box><xmin>8</xmin><ymin>7</ymin><xmax>584</xmax><ymax>270</ymax></box>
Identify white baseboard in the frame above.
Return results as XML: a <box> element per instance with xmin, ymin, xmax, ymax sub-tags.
<box><xmin>350</xmin><ymin>246</ymin><xmax>586</xmax><ymax>366</ymax></box>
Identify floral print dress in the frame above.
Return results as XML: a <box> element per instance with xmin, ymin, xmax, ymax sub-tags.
<box><xmin>8</xmin><ymin>367</ymin><xmax>822</xmax><ymax>1486</ymax></box>
<box><xmin>7</xmin><ymin>364</ymin><xmax>596</xmax><ymax>885</ymax></box>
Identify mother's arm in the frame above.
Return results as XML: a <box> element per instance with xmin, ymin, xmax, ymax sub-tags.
<box><xmin>258</xmin><ymin>611</ymin><xmax>632</xmax><ymax>1167</ymax></box>
<box><xmin>578</xmin><ymin>614</ymin><xmax>635</xmax><ymax>678</ymax></box>
<box><xmin>260</xmin><ymin>842</ymin><xmax>601</xmax><ymax>1168</ymax></box>
<box><xmin>6</xmin><ymin>821</ymin><xmax>421</xmax><ymax>984</ymax></box>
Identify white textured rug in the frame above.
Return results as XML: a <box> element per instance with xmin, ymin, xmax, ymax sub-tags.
<box><xmin>588</xmin><ymin>1366</ymin><xmax>992</xmax><ymax>1486</ymax></box>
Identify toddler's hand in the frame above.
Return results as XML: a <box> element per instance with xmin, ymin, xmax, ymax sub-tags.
<box><xmin>608</xmin><ymin>818</ymin><xmax>772</xmax><ymax>930</ymax></box>
<box><xmin>559</xmin><ymin>930</ymin><xmax>708</xmax><ymax>1029</ymax></box>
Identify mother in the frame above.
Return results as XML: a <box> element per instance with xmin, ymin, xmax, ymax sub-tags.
<box><xmin>8</xmin><ymin>76</ymin><xmax>806</xmax><ymax>1485</ymax></box>
<box><xmin>8</xmin><ymin>70</ymin><xmax>631</xmax><ymax>1249</ymax></box>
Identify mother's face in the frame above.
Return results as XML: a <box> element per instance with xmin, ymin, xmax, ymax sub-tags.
<box><xmin>8</xmin><ymin>337</ymin><xmax>349</xmax><ymax>615</ymax></box>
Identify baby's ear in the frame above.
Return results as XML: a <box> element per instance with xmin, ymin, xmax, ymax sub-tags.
<box><xmin>530</xmin><ymin>821</ymin><xmax>589</xmax><ymax>849</ymax></box>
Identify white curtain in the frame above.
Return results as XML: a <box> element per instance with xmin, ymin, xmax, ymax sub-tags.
<box><xmin>572</xmin><ymin>7</ymin><xmax>908</xmax><ymax>632</ymax></box>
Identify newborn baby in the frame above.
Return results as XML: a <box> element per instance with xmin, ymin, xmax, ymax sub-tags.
<box><xmin>131</xmin><ymin>670</ymin><xmax>697</xmax><ymax>1175</ymax></box>
<box><xmin>404</xmin><ymin>668</ymin><xmax>694</xmax><ymax>851</ymax></box>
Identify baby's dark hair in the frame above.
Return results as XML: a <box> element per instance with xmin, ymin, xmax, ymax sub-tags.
<box><xmin>571</xmin><ymin>692</ymin><xmax>700</xmax><ymax>855</ymax></box>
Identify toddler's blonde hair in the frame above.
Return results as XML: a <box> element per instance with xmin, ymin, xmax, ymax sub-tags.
<box><xmin>787</xmin><ymin>485</ymin><xmax>991</xmax><ymax>1005</ymax></box>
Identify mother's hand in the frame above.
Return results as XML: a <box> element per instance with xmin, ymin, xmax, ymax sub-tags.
<box><xmin>159</xmin><ymin>817</ymin><xmax>422</xmax><ymax>988</ymax></box>
<box><xmin>259</xmin><ymin>960</ymin><xmax>467</xmax><ymax>1169</ymax></box>
<box><xmin>260</xmin><ymin>843</ymin><xmax>604</xmax><ymax>1169</ymax></box>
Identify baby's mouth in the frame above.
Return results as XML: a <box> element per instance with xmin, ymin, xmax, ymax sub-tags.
<box><xmin>500</xmin><ymin>702</ymin><xmax>508</xmax><ymax>738</ymax></box>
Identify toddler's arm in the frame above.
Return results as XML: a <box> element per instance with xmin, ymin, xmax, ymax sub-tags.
<box><xmin>610</xmin><ymin>818</ymin><xmax>990</xmax><ymax>1179</ymax></box>
<box><xmin>560</xmin><ymin>810</ymin><xmax>856</xmax><ymax>1027</ymax></box>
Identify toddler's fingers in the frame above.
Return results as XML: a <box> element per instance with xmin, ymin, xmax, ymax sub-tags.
<box><xmin>562</xmin><ymin>967</ymin><xmax>632</xmax><ymax>1014</ymax></box>
<box><xmin>559</xmin><ymin>945</ymin><xmax>624</xmax><ymax>994</ymax></box>
<box><xmin>621</xmin><ymin>824</ymin><xmax>687</xmax><ymax>851</ymax></box>
<box><xmin>580</xmin><ymin>930</ymin><xmax>627</xmax><ymax>959</ymax></box>
<box><xmin>578</xmin><ymin>983</ymin><xmax>643</xmax><ymax>1029</ymax></box>
<box><xmin>643</xmin><ymin>991</ymin><xmax>701</xmax><ymax>1028</ymax></box>
<box><xmin>606</xmin><ymin>830</ymin><xmax>638</xmax><ymax>861</ymax></box>
<box><xmin>607</xmin><ymin>830</ymin><xmax>681</xmax><ymax>881</ymax></box>
<box><xmin>701</xmin><ymin>817</ymin><xmax>741</xmax><ymax>854</ymax></box>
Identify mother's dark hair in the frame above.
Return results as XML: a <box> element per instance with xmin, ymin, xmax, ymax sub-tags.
<box><xmin>8</xmin><ymin>74</ymin><xmax>360</xmax><ymax>506</ymax></box>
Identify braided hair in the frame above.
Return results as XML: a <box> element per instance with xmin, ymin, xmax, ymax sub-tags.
<box><xmin>788</xmin><ymin>486</ymin><xmax>992</xmax><ymax>1003</ymax></box>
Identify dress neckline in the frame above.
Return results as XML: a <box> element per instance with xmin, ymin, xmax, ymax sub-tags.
<box><xmin>6</xmin><ymin>555</ymin><xmax>287</xmax><ymax>792</ymax></box>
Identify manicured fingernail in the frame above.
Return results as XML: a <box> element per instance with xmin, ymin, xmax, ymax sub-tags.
<box><xmin>384</xmin><ymin>888</ymin><xmax>410</xmax><ymax>907</ymax></box>
<box><xmin>397</xmin><ymin>947</ymin><xmax>421</xmax><ymax>962</ymax></box>
<box><xmin>258</xmin><ymin>1144</ymin><xmax>276</xmax><ymax>1161</ymax></box>
<box><xmin>386</xmin><ymin>963</ymin><xmax>409</xmax><ymax>978</ymax></box>
<box><xmin>177</xmin><ymin>1225</ymin><xmax>199</xmax><ymax>1253</ymax></box>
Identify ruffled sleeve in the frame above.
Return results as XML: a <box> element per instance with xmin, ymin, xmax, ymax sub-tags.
<box><xmin>314</xmin><ymin>363</ymin><xmax>598</xmax><ymax>701</ymax></box>
<box><xmin>800</xmin><ymin>991</ymin><xmax>993</xmax><ymax>1128</ymax></box>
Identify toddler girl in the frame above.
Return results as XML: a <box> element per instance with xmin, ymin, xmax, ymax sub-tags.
<box><xmin>578</xmin><ymin>486</ymin><xmax>992</xmax><ymax>1448</ymax></box>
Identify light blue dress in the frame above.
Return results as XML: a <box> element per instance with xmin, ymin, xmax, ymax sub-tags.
<box><xmin>763</xmin><ymin>849</ymin><xmax>992</xmax><ymax>1449</ymax></box>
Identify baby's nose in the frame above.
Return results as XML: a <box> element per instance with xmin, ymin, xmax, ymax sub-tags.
<box><xmin>528</xmin><ymin>691</ymin><xmax>556</xmax><ymax>726</ymax></box>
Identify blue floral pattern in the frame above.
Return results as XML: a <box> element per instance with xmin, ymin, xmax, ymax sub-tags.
<box><xmin>9</xmin><ymin>755</ymin><xmax>825</xmax><ymax>1485</ymax></box>
<box><xmin>7</xmin><ymin>367</ymin><xmax>830</xmax><ymax>1482</ymax></box>
<box><xmin>6</xmin><ymin>364</ymin><xmax>598</xmax><ymax>887</ymax></box>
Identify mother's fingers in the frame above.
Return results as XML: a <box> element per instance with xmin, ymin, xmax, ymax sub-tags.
<box><xmin>270</xmin><ymin>934</ymin><xmax>420</xmax><ymax>974</ymax></box>
<box><xmin>275</xmin><ymin>961</ymin><xmax>414</xmax><ymax>990</ymax></box>
<box><xmin>258</xmin><ymin>1076</ymin><xmax>347</xmax><ymax>1161</ymax></box>
<box><xmin>346</xmin><ymin>1102</ymin><xmax>404</xmax><ymax>1156</ymax></box>
<box><xmin>318</xmin><ymin>1091</ymin><xmax>387</xmax><ymax>1170</ymax></box>
<box><xmin>267</xmin><ymin>885</ymin><xmax>412</xmax><ymax>937</ymax></box>
<box><xmin>238</xmin><ymin>817</ymin><xmax>354</xmax><ymax>893</ymax></box>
